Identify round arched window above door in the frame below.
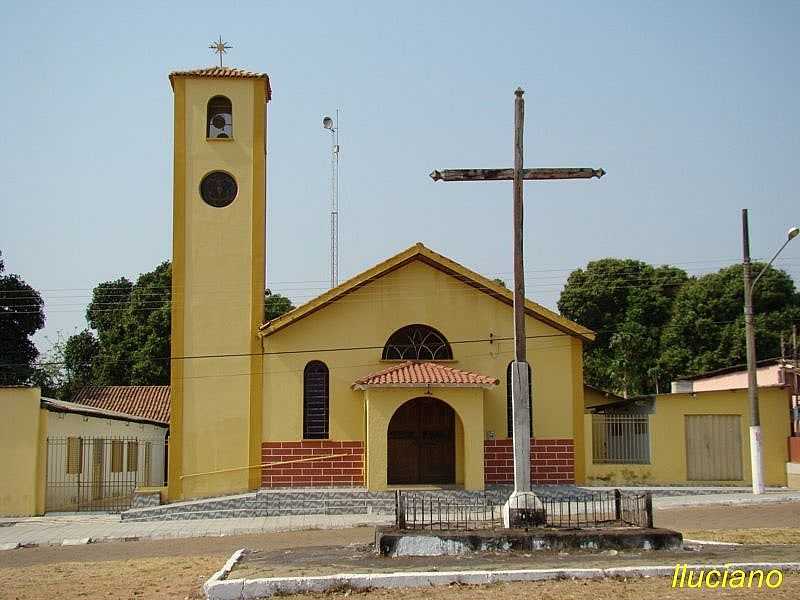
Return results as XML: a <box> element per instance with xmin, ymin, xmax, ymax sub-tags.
<box><xmin>382</xmin><ymin>324</ymin><xmax>453</xmax><ymax>360</ymax></box>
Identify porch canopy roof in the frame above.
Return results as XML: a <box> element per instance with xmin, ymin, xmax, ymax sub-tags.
<box><xmin>352</xmin><ymin>361</ymin><xmax>499</xmax><ymax>390</ymax></box>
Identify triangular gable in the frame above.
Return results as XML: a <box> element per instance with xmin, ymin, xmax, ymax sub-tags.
<box><xmin>258</xmin><ymin>243</ymin><xmax>595</xmax><ymax>342</ymax></box>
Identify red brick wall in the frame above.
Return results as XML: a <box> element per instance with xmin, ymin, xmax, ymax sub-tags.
<box><xmin>261</xmin><ymin>441</ymin><xmax>364</xmax><ymax>487</ymax></box>
<box><xmin>484</xmin><ymin>438</ymin><xmax>575</xmax><ymax>485</ymax></box>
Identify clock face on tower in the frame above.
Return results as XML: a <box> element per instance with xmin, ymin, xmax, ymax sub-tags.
<box><xmin>200</xmin><ymin>171</ymin><xmax>238</xmax><ymax>208</ymax></box>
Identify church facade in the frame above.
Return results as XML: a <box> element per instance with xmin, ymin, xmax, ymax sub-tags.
<box><xmin>166</xmin><ymin>66</ymin><xmax>594</xmax><ymax>502</ymax></box>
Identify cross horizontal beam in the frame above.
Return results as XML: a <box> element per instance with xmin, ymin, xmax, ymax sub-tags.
<box><xmin>430</xmin><ymin>167</ymin><xmax>605</xmax><ymax>182</ymax></box>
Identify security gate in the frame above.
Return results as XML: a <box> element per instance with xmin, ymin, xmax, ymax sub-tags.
<box><xmin>685</xmin><ymin>415</ymin><xmax>743</xmax><ymax>481</ymax></box>
<box><xmin>45</xmin><ymin>437</ymin><xmax>161</xmax><ymax>512</ymax></box>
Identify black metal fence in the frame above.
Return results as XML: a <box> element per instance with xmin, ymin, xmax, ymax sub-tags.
<box><xmin>395</xmin><ymin>489</ymin><xmax>653</xmax><ymax>531</ymax></box>
<box><xmin>46</xmin><ymin>436</ymin><xmax>166</xmax><ymax>513</ymax></box>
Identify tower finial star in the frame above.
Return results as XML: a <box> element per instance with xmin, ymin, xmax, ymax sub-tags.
<box><xmin>209</xmin><ymin>36</ymin><xmax>232</xmax><ymax>67</ymax></box>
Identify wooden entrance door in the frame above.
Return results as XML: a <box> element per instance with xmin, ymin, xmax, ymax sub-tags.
<box><xmin>387</xmin><ymin>397</ymin><xmax>455</xmax><ymax>485</ymax></box>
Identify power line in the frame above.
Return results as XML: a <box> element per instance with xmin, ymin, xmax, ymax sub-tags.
<box><xmin>1</xmin><ymin>317</ymin><xmax>767</xmax><ymax>367</ymax></box>
<box><xmin>3</xmin><ymin>256</ymin><xmax>798</xmax><ymax>297</ymax></box>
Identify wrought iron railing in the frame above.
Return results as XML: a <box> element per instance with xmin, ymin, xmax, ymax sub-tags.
<box><xmin>395</xmin><ymin>489</ymin><xmax>653</xmax><ymax>531</ymax></box>
<box><xmin>45</xmin><ymin>436</ymin><xmax>166</xmax><ymax>513</ymax></box>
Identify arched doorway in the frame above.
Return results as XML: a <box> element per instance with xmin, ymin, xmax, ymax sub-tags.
<box><xmin>387</xmin><ymin>397</ymin><xmax>455</xmax><ymax>485</ymax></box>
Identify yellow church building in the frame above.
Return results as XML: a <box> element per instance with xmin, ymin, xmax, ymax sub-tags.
<box><xmin>166</xmin><ymin>65</ymin><xmax>594</xmax><ymax>502</ymax></box>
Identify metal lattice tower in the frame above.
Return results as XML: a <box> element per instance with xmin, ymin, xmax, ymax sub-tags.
<box><xmin>324</xmin><ymin>110</ymin><xmax>340</xmax><ymax>288</ymax></box>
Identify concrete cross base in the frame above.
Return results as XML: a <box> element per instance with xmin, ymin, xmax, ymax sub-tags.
<box><xmin>502</xmin><ymin>491</ymin><xmax>545</xmax><ymax>528</ymax></box>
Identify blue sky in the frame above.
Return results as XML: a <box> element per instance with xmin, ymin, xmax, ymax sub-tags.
<box><xmin>1</xmin><ymin>1</ymin><xmax>799</xmax><ymax>354</ymax></box>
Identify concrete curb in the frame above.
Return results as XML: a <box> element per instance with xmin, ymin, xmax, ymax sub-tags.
<box><xmin>61</xmin><ymin>537</ymin><xmax>92</xmax><ymax>546</ymax></box>
<box><xmin>203</xmin><ymin>548</ymin><xmax>246</xmax><ymax>600</ymax></box>
<box><xmin>684</xmin><ymin>539</ymin><xmax>742</xmax><ymax>546</ymax></box>
<box><xmin>203</xmin><ymin>558</ymin><xmax>800</xmax><ymax>599</ymax></box>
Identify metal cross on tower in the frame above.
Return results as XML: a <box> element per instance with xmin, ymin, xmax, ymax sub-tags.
<box><xmin>209</xmin><ymin>36</ymin><xmax>232</xmax><ymax>67</ymax></box>
<box><xmin>431</xmin><ymin>87</ymin><xmax>604</xmax><ymax>501</ymax></box>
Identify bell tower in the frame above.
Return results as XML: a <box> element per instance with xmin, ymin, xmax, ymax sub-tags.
<box><xmin>167</xmin><ymin>65</ymin><xmax>270</xmax><ymax>500</ymax></box>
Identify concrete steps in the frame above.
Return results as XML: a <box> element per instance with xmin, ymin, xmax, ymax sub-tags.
<box><xmin>121</xmin><ymin>485</ymin><xmax>594</xmax><ymax>522</ymax></box>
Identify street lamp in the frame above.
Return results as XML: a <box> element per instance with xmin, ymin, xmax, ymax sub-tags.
<box><xmin>742</xmin><ymin>209</ymin><xmax>799</xmax><ymax>495</ymax></box>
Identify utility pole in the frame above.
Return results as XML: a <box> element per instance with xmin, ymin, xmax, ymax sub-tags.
<box><xmin>793</xmin><ymin>325</ymin><xmax>799</xmax><ymax>439</ymax></box>
<box><xmin>741</xmin><ymin>210</ymin><xmax>799</xmax><ymax>494</ymax></box>
<box><xmin>741</xmin><ymin>208</ymin><xmax>764</xmax><ymax>495</ymax></box>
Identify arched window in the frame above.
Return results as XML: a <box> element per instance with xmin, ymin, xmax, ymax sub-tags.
<box><xmin>506</xmin><ymin>361</ymin><xmax>532</xmax><ymax>438</ymax></box>
<box><xmin>382</xmin><ymin>324</ymin><xmax>453</xmax><ymax>360</ymax></box>
<box><xmin>206</xmin><ymin>95</ymin><xmax>233</xmax><ymax>139</ymax></box>
<box><xmin>303</xmin><ymin>361</ymin><xmax>329</xmax><ymax>439</ymax></box>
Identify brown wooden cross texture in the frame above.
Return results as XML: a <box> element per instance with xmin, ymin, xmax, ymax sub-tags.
<box><xmin>430</xmin><ymin>87</ymin><xmax>605</xmax><ymax>495</ymax></box>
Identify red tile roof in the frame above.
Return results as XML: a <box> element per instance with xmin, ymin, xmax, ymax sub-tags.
<box><xmin>353</xmin><ymin>361</ymin><xmax>499</xmax><ymax>389</ymax></box>
<box><xmin>169</xmin><ymin>67</ymin><xmax>272</xmax><ymax>101</ymax></box>
<box><xmin>71</xmin><ymin>386</ymin><xmax>170</xmax><ymax>425</ymax></box>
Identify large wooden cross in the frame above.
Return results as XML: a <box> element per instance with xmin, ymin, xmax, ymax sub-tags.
<box><xmin>431</xmin><ymin>88</ymin><xmax>604</xmax><ymax>497</ymax></box>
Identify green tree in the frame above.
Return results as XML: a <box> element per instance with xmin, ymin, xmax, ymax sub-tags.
<box><xmin>659</xmin><ymin>263</ymin><xmax>800</xmax><ymax>378</ymax></box>
<box><xmin>60</xmin><ymin>329</ymin><xmax>101</xmax><ymax>398</ymax></box>
<box><xmin>558</xmin><ymin>258</ymin><xmax>688</xmax><ymax>396</ymax></box>
<box><xmin>62</xmin><ymin>263</ymin><xmax>296</xmax><ymax>393</ymax></box>
<box><xmin>29</xmin><ymin>333</ymin><xmax>70</xmax><ymax>398</ymax></box>
<box><xmin>65</xmin><ymin>262</ymin><xmax>171</xmax><ymax>389</ymax></box>
<box><xmin>264</xmin><ymin>290</ymin><xmax>295</xmax><ymax>321</ymax></box>
<box><xmin>0</xmin><ymin>251</ymin><xmax>45</xmax><ymax>385</ymax></box>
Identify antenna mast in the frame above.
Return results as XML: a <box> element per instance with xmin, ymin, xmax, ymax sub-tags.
<box><xmin>323</xmin><ymin>111</ymin><xmax>340</xmax><ymax>288</ymax></box>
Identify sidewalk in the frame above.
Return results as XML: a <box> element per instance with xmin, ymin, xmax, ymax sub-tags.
<box><xmin>0</xmin><ymin>513</ymin><xmax>391</xmax><ymax>548</ymax></box>
<box><xmin>1</xmin><ymin>489</ymin><xmax>798</xmax><ymax>548</ymax></box>
<box><xmin>651</xmin><ymin>489</ymin><xmax>800</xmax><ymax>509</ymax></box>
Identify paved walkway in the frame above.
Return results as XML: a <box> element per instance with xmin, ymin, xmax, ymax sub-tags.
<box><xmin>1</xmin><ymin>489</ymin><xmax>798</xmax><ymax>548</ymax></box>
<box><xmin>652</xmin><ymin>489</ymin><xmax>800</xmax><ymax>509</ymax></box>
<box><xmin>0</xmin><ymin>513</ymin><xmax>391</xmax><ymax>548</ymax></box>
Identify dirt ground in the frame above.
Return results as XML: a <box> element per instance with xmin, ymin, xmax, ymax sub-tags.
<box><xmin>277</xmin><ymin>577</ymin><xmax>800</xmax><ymax>599</ymax></box>
<box><xmin>655</xmin><ymin>501</ymin><xmax>800</xmax><ymax>531</ymax></box>
<box><xmin>0</xmin><ymin>503</ymin><xmax>797</xmax><ymax>600</ymax></box>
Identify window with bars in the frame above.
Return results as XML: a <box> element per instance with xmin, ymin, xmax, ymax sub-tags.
<box><xmin>126</xmin><ymin>441</ymin><xmax>138</xmax><ymax>472</ymax></box>
<box><xmin>382</xmin><ymin>324</ymin><xmax>453</xmax><ymax>360</ymax></box>
<box><xmin>591</xmin><ymin>414</ymin><xmax>651</xmax><ymax>464</ymax></box>
<box><xmin>66</xmin><ymin>437</ymin><xmax>82</xmax><ymax>475</ymax></box>
<box><xmin>111</xmin><ymin>440</ymin><xmax>124</xmax><ymax>473</ymax></box>
<box><xmin>303</xmin><ymin>361</ymin><xmax>329</xmax><ymax>439</ymax></box>
<box><xmin>506</xmin><ymin>361</ymin><xmax>533</xmax><ymax>438</ymax></box>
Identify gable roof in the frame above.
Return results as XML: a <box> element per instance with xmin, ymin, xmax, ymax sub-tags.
<box><xmin>169</xmin><ymin>66</ymin><xmax>272</xmax><ymax>101</ymax></box>
<box><xmin>259</xmin><ymin>243</ymin><xmax>595</xmax><ymax>342</ymax></box>
<box><xmin>42</xmin><ymin>397</ymin><xmax>168</xmax><ymax>428</ymax></box>
<box><xmin>353</xmin><ymin>361</ymin><xmax>499</xmax><ymax>389</ymax></box>
<box><xmin>71</xmin><ymin>386</ymin><xmax>170</xmax><ymax>425</ymax></box>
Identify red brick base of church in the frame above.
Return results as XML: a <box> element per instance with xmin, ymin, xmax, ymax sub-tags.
<box><xmin>261</xmin><ymin>441</ymin><xmax>365</xmax><ymax>487</ymax></box>
<box><xmin>484</xmin><ymin>438</ymin><xmax>575</xmax><ymax>485</ymax></box>
<box><xmin>261</xmin><ymin>438</ymin><xmax>573</xmax><ymax>488</ymax></box>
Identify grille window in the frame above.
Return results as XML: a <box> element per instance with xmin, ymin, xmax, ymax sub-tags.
<box><xmin>382</xmin><ymin>324</ymin><xmax>453</xmax><ymax>360</ymax></box>
<box><xmin>303</xmin><ymin>361</ymin><xmax>329</xmax><ymax>439</ymax></box>
<box><xmin>66</xmin><ymin>437</ymin><xmax>82</xmax><ymax>475</ymax></box>
<box><xmin>111</xmin><ymin>440</ymin><xmax>124</xmax><ymax>473</ymax></box>
<box><xmin>506</xmin><ymin>361</ymin><xmax>533</xmax><ymax>438</ymax></box>
<box><xmin>126</xmin><ymin>441</ymin><xmax>138</xmax><ymax>472</ymax></box>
